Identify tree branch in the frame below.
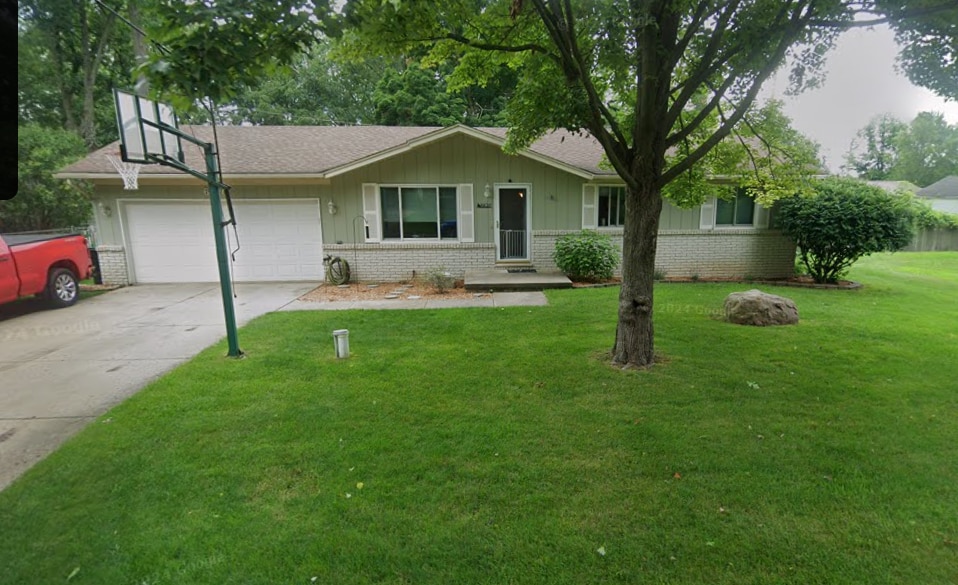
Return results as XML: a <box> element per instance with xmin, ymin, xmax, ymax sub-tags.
<box><xmin>438</xmin><ymin>33</ymin><xmax>552</xmax><ymax>56</ymax></box>
<box><xmin>527</xmin><ymin>0</ymin><xmax>633</xmax><ymax>184</ymax></box>
<box><xmin>665</xmin><ymin>70</ymin><xmax>740</xmax><ymax>148</ymax></box>
<box><xmin>665</xmin><ymin>0</ymin><xmax>741</xmax><ymax>129</ymax></box>
<box><xmin>809</xmin><ymin>2</ymin><xmax>958</xmax><ymax>28</ymax></box>
<box><xmin>660</xmin><ymin>2</ymin><xmax>813</xmax><ymax>185</ymax></box>
<box><xmin>666</xmin><ymin>0</ymin><xmax>711</xmax><ymax>73</ymax></box>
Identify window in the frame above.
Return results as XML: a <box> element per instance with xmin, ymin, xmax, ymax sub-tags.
<box><xmin>716</xmin><ymin>191</ymin><xmax>755</xmax><ymax>226</ymax></box>
<box><xmin>598</xmin><ymin>186</ymin><xmax>626</xmax><ymax>227</ymax></box>
<box><xmin>380</xmin><ymin>186</ymin><xmax>458</xmax><ymax>240</ymax></box>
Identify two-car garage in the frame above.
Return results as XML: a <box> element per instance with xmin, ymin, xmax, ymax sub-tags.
<box><xmin>122</xmin><ymin>199</ymin><xmax>324</xmax><ymax>283</ymax></box>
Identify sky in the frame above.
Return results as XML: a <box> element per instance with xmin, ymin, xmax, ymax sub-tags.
<box><xmin>761</xmin><ymin>24</ymin><xmax>958</xmax><ymax>174</ymax></box>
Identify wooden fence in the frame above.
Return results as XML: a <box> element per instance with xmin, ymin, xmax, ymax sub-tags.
<box><xmin>904</xmin><ymin>228</ymin><xmax>958</xmax><ymax>252</ymax></box>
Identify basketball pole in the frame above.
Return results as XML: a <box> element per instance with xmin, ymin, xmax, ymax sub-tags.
<box><xmin>204</xmin><ymin>143</ymin><xmax>242</xmax><ymax>358</ymax></box>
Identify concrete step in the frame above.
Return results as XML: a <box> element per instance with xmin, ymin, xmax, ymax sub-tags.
<box><xmin>464</xmin><ymin>269</ymin><xmax>572</xmax><ymax>292</ymax></box>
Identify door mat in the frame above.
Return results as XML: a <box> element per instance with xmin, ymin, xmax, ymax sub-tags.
<box><xmin>506</xmin><ymin>268</ymin><xmax>537</xmax><ymax>273</ymax></box>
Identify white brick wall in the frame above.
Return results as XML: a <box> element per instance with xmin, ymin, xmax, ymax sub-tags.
<box><xmin>95</xmin><ymin>245</ymin><xmax>129</xmax><ymax>285</ymax></box>
<box><xmin>532</xmin><ymin>229</ymin><xmax>796</xmax><ymax>279</ymax></box>
<box><xmin>324</xmin><ymin>243</ymin><xmax>497</xmax><ymax>281</ymax></box>
<box><xmin>98</xmin><ymin>232</ymin><xmax>794</xmax><ymax>285</ymax></box>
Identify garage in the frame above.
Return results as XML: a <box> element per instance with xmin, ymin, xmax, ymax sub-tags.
<box><xmin>123</xmin><ymin>200</ymin><xmax>323</xmax><ymax>283</ymax></box>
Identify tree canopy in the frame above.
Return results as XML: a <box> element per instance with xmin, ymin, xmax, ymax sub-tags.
<box><xmin>845</xmin><ymin>111</ymin><xmax>958</xmax><ymax>186</ymax></box>
<box><xmin>881</xmin><ymin>0</ymin><xmax>958</xmax><ymax>100</ymax></box>
<box><xmin>843</xmin><ymin>113</ymin><xmax>906</xmax><ymax>180</ymax></box>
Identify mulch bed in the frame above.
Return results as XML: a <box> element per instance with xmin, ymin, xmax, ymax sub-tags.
<box><xmin>572</xmin><ymin>275</ymin><xmax>861</xmax><ymax>290</ymax></box>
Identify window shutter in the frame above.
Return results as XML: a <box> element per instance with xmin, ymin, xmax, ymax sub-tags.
<box><xmin>582</xmin><ymin>184</ymin><xmax>598</xmax><ymax>229</ymax></box>
<box><xmin>753</xmin><ymin>204</ymin><xmax>770</xmax><ymax>229</ymax></box>
<box><xmin>458</xmin><ymin>184</ymin><xmax>475</xmax><ymax>243</ymax></box>
<box><xmin>699</xmin><ymin>198</ymin><xmax>716</xmax><ymax>230</ymax></box>
<box><xmin>362</xmin><ymin>183</ymin><xmax>381</xmax><ymax>242</ymax></box>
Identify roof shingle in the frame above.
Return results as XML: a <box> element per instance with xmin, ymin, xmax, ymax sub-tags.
<box><xmin>58</xmin><ymin>125</ymin><xmax>615</xmax><ymax>179</ymax></box>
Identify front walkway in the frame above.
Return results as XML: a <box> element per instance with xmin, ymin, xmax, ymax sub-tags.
<box><xmin>280</xmin><ymin>291</ymin><xmax>548</xmax><ymax>312</ymax></box>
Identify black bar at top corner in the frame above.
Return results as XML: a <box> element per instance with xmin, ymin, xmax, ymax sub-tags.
<box><xmin>1</xmin><ymin>0</ymin><xmax>17</xmax><ymax>200</ymax></box>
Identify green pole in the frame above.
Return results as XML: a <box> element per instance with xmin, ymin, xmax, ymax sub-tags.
<box><xmin>204</xmin><ymin>144</ymin><xmax>242</xmax><ymax>357</ymax></box>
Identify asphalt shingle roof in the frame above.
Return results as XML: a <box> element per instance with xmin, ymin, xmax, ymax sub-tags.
<box><xmin>917</xmin><ymin>175</ymin><xmax>958</xmax><ymax>199</ymax></box>
<box><xmin>58</xmin><ymin>125</ymin><xmax>615</xmax><ymax>178</ymax></box>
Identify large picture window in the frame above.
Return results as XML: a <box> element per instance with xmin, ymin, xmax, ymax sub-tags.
<box><xmin>716</xmin><ymin>191</ymin><xmax>755</xmax><ymax>226</ymax></box>
<box><xmin>381</xmin><ymin>186</ymin><xmax>458</xmax><ymax>240</ymax></box>
<box><xmin>598</xmin><ymin>186</ymin><xmax>626</xmax><ymax>227</ymax></box>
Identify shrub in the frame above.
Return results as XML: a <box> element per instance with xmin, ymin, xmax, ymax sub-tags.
<box><xmin>425</xmin><ymin>266</ymin><xmax>455</xmax><ymax>293</ymax></box>
<box><xmin>553</xmin><ymin>230</ymin><xmax>620</xmax><ymax>281</ymax></box>
<box><xmin>778</xmin><ymin>178</ymin><xmax>916</xmax><ymax>284</ymax></box>
<box><xmin>903</xmin><ymin>195</ymin><xmax>958</xmax><ymax>230</ymax></box>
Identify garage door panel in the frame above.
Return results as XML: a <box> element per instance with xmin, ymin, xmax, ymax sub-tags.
<box><xmin>125</xmin><ymin>200</ymin><xmax>323</xmax><ymax>283</ymax></box>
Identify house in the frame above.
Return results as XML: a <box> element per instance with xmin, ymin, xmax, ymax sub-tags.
<box><xmin>56</xmin><ymin>125</ymin><xmax>796</xmax><ymax>285</ymax></box>
<box><xmin>916</xmin><ymin>176</ymin><xmax>958</xmax><ymax>214</ymax></box>
<box><xmin>866</xmin><ymin>180</ymin><xmax>920</xmax><ymax>194</ymax></box>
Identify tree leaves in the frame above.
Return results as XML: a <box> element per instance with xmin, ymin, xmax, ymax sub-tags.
<box><xmin>142</xmin><ymin>0</ymin><xmax>328</xmax><ymax>106</ymax></box>
<box><xmin>5</xmin><ymin>126</ymin><xmax>92</xmax><ymax>232</ymax></box>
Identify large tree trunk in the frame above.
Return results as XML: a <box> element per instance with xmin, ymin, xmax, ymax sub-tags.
<box><xmin>612</xmin><ymin>179</ymin><xmax>664</xmax><ymax>368</ymax></box>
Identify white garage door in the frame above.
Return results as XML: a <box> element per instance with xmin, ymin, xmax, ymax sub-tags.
<box><xmin>124</xmin><ymin>200</ymin><xmax>323</xmax><ymax>283</ymax></box>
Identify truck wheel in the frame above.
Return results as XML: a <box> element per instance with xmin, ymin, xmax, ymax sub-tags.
<box><xmin>46</xmin><ymin>268</ymin><xmax>79</xmax><ymax>308</ymax></box>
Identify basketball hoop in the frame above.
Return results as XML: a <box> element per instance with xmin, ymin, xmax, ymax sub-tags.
<box><xmin>106</xmin><ymin>153</ymin><xmax>141</xmax><ymax>190</ymax></box>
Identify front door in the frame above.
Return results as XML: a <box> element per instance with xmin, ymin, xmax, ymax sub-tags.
<box><xmin>496</xmin><ymin>185</ymin><xmax>530</xmax><ymax>261</ymax></box>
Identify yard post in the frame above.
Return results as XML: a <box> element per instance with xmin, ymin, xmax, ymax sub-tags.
<box><xmin>204</xmin><ymin>143</ymin><xmax>242</xmax><ymax>357</ymax></box>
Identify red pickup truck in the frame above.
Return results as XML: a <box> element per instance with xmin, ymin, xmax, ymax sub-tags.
<box><xmin>0</xmin><ymin>233</ymin><xmax>94</xmax><ymax>309</ymax></box>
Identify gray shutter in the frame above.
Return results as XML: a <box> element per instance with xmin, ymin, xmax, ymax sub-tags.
<box><xmin>753</xmin><ymin>203</ymin><xmax>770</xmax><ymax>229</ymax></box>
<box><xmin>582</xmin><ymin>184</ymin><xmax>598</xmax><ymax>229</ymax></box>
<box><xmin>362</xmin><ymin>183</ymin><xmax>380</xmax><ymax>242</ymax></box>
<box><xmin>699</xmin><ymin>197</ymin><xmax>716</xmax><ymax>230</ymax></box>
<box><xmin>458</xmin><ymin>184</ymin><xmax>475</xmax><ymax>243</ymax></box>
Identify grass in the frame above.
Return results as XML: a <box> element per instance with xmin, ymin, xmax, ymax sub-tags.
<box><xmin>2</xmin><ymin>252</ymin><xmax>956</xmax><ymax>584</ymax></box>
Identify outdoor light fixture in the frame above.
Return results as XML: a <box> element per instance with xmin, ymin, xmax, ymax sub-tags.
<box><xmin>98</xmin><ymin>202</ymin><xmax>112</xmax><ymax>217</ymax></box>
<box><xmin>327</xmin><ymin>200</ymin><xmax>338</xmax><ymax>215</ymax></box>
<box><xmin>484</xmin><ymin>183</ymin><xmax>492</xmax><ymax>199</ymax></box>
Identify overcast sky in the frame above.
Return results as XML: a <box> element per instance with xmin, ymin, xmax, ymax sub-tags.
<box><xmin>761</xmin><ymin>24</ymin><xmax>958</xmax><ymax>174</ymax></box>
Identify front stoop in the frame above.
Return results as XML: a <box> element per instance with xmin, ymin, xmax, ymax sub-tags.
<box><xmin>464</xmin><ymin>269</ymin><xmax>572</xmax><ymax>292</ymax></box>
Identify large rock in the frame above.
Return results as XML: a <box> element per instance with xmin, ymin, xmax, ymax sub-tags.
<box><xmin>724</xmin><ymin>289</ymin><xmax>799</xmax><ymax>326</ymax></box>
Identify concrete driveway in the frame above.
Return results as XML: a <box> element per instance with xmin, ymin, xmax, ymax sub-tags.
<box><xmin>0</xmin><ymin>282</ymin><xmax>315</xmax><ymax>491</ymax></box>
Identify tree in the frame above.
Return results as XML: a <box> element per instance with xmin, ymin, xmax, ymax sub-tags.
<box><xmin>3</xmin><ymin>125</ymin><xmax>93</xmax><ymax>232</ymax></box>
<box><xmin>18</xmin><ymin>0</ymin><xmax>132</xmax><ymax>148</ymax></box>
<box><xmin>373</xmin><ymin>62</ymin><xmax>471</xmax><ymax>126</ymax></box>
<box><xmin>843</xmin><ymin>113</ymin><xmax>906</xmax><ymax>180</ymax></box>
<box><xmin>889</xmin><ymin>111</ymin><xmax>958</xmax><ymax>187</ymax></box>
<box><xmin>778</xmin><ymin>178</ymin><xmax>916</xmax><ymax>283</ymax></box>
<box><xmin>215</xmin><ymin>43</ymin><xmax>389</xmax><ymax>125</ymax></box>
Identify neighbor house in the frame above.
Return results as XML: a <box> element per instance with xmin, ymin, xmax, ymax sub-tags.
<box><xmin>56</xmin><ymin>125</ymin><xmax>796</xmax><ymax>285</ymax></box>
<box><xmin>916</xmin><ymin>175</ymin><xmax>958</xmax><ymax>214</ymax></box>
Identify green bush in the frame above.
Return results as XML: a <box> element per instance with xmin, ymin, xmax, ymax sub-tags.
<box><xmin>778</xmin><ymin>178</ymin><xmax>916</xmax><ymax>284</ymax></box>
<box><xmin>553</xmin><ymin>230</ymin><xmax>620</xmax><ymax>282</ymax></box>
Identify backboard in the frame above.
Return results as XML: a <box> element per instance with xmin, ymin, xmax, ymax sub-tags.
<box><xmin>113</xmin><ymin>89</ymin><xmax>185</xmax><ymax>165</ymax></box>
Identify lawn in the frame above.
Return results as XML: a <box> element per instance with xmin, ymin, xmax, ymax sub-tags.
<box><xmin>2</xmin><ymin>253</ymin><xmax>956</xmax><ymax>584</ymax></box>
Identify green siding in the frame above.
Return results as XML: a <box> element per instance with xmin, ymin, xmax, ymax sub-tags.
<box><xmin>660</xmin><ymin>201</ymin><xmax>701</xmax><ymax>230</ymax></box>
<box><xmin>325</xmin><ymin>134</ymin><xmax>588</xmax><ymax>244</ymax></box>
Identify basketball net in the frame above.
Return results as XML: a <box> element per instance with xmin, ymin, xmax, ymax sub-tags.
<box><xmin>106</xmin><ymin>153</ymin><xmax>141</xmax><ymax>190</ymax></box>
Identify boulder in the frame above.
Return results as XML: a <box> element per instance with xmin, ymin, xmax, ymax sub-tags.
<box><xmin>724</xmin><ymin>289</ymin><xmax>799</xmax><ymax>326</ymax></box>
